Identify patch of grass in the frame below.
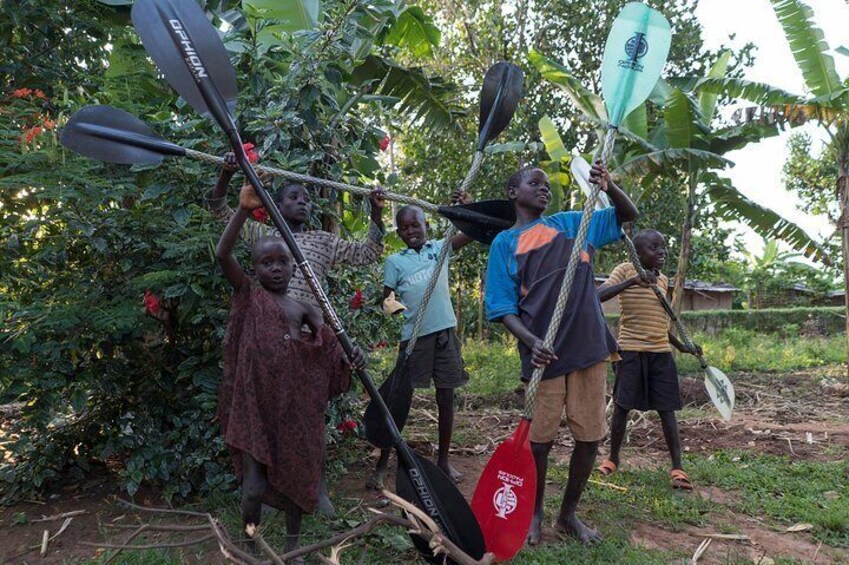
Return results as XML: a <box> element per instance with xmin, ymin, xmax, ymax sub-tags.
<box><xmin>675</xmin><ymin>328</ymin><xmax>845</xmax><ymax>375</ymax></box>
<box><xmin>371</xmin><ymin>329</ymin><xmax>846</xmax><ymax>399</ymax></box>
<box><xmin>691</xmin><ymin>450</ymin><xmax>849</xmax><ymax>547</ymax></box>
<box><xmin>511</xmin><ymin>536</ymin><xmax>679</xmax><ymax>564</ymax></box>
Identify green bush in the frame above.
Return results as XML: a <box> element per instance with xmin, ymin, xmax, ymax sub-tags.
<box><xmin>605</xmin><ymin>306</ymin><xmax>846</xmax><ymax>336</ymax></box>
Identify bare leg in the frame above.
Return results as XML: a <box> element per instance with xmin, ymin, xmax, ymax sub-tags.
<box><xmin>658</xmin><ymin>411</ymin><xmax>682</xmax><ymax>469</ymax></box>
<box><xmin>366</xmin><ymin>448</ymin><xmax>392</xmax><ymax>490</ymax></box>
<box><xmin>436</xmin><ymin>387</ymin><xmax>462</xmax><ymax>483</ymax></box>
<box><xmin>283</xmin><ymin>504</ymin><xmax>303</xmax><ymax>556</ymax></box>
<box><xmin>240</xmin><ymin>453</ymin><xmax>266</xmax><ymax>555</ymax></box>
<box><xmin>607</xmin><ymin>404</ymin><xmax>629</xmax><ymax>467</ymax></box>
<box><xmin>527</xmin><ymin>440</ymin><xmax>552</xmax><ymax>545</ymax></box>
<box><xmin>554</xmin><ymin>440</ymin><xmax>603</xmax><ymax>544</ymax></box>
<box><xmin>315</xmin><ymin>442</ymin><xmax>335</xmax><ymax>518</ymax></box>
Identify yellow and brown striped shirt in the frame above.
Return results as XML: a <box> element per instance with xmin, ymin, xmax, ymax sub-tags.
<box><xmin>605</xmin><ymin>262</ymin><xmax>671</xmax><ymax>352</ymax></box>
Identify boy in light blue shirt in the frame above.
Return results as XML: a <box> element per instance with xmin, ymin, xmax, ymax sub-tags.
<box><xmin>366</xmin><ymin>199</ymin><xmax>473</xmax><ymax>489</ymax></box>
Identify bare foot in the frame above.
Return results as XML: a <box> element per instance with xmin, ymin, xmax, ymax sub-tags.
<box><xmin>364</xmin><ymin>470</ymin><xmax>386</xmax><ymax>491</ymax></box>
<box><xmin>554</xmin><ymin>514</ymin><xmax>602</xmax><ymax>544</ymax></box>
<box><xmin>438</xmin><ymin>460</ymin><xmax>463</xmax><ymax>484</ymax></box>
<box><xmin>527</xmin><ymin>512</ymin><xmax>543</xmax><ymax>545</ymax></box>
<box><xmin>315</xmin><ymin>491</ymin><xmax>335</xmax><ymax>519</ymax></box>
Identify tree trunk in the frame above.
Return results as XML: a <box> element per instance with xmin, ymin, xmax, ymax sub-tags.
<box><xmin>478</xmin><ymin>272</ymin><xmax>485</xmax><ymax>342</ymax></box>
<box><xmin>672</xmin><ymin>176</ymin><xmax>698</xmax><ymax>314</ymax></box>
<box><xmin>838</xmin><ymin>155</ymin><xmax>849</xmax><ymax>379</ymax></box>
<box><xmin>456</xmin><ymin>276</ymin><xmax>463</xmax><ymax>342</ymax></box>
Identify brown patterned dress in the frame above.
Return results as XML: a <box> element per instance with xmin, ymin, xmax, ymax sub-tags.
<box><xmin>218</xmin><ymin>274</ymin><xmax>351</xmax><ymax>513</ymax></box>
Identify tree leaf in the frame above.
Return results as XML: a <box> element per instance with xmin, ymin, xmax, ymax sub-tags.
<box><xmin>699</xmin><ymin>50</ymin><xmax>732</xmax><ymax>123</ymax></box>
<box><xmin>704</xmin><ymin>173</ymin><xmax>830</xmax><ymax>264</ymax></box>
<box><xmin>770</xmin><ymin>0</ymin><xmax>842</xmax><ymax>98</ymax></box>
<box><xmin>244</xmin><ymin>0</ymin><xmax>319</xmax><ymax>49</ymax></box>
<box><xmin>539</xmin><ymin>116</ymin><xmax>569</xmax><ymax>161</ymax></box>
<box><xmin>528</xmin><ymin>49</ymin><xmax>607</xmax><ymax>122</ymax></box>
<box><xmin>664</xmin><ymin>88</ymin><xmax>703</xmax><ymax>149</ymax></box>
<box><xmin>384</xmin><ymin>7</ymin><xmax>440</xmax><ymax>58</ymax></box>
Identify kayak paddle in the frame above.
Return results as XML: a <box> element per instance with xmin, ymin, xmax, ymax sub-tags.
<box><xmin>129</xmin><ymin>0</ymin><xmax>485</xmax><ymax>560</ymax></box>
<box><xmin>60</xmin><ymin>104</ymin><xmax>515</xmax><ymax>245</ymax></box>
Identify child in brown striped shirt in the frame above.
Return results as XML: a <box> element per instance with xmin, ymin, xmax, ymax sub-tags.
<box><xmin>596</xmin><ymin>229</ymin><xmax>700</xmax><ymax>489</ymax></box>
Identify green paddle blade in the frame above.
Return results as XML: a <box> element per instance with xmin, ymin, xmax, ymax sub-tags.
<box><xmin>602</xmin><ymin>2</ymin><xmax>671</xmax><ymax>127</ymax></box>
<box><xmin>703</xmin><ymin>365</ymin><xmax>735</xmax><ymax>421</ymax></box>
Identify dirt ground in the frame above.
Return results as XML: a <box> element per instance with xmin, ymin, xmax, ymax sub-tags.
<box><xmin>2</xmin><ymin>369</ymin><xmax>848</xmax><ymax>564</ymax></box>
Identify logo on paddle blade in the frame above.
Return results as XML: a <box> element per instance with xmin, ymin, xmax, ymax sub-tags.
<box><xmin>168</xmin><ymin>20</ymin><xmax>209</xmax><ymax>79</ymax></box>
<box><xmin>493</xmin><ymin>483</ymin><xmax>518</xmax><ymax>519</ymax></box>
<box><xmin>618</xmin><ymin>32</ymin><xmax>648</xmax><ymax>72</ymax></box>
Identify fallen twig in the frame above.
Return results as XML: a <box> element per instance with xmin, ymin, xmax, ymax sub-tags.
<box><xmin>32</xmin><ymin>509</ymin><xmax>87</xmax><ymax>522</ymax></box>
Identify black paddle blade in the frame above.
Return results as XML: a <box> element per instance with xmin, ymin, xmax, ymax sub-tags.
<box><xmin>439</xmin><ymin>199</ymin><xmax>516</xmax><ymax>245</ymax></box>
<box><xmin>396</xmin><ymin>453</ymin><xmax>486</xmax><ymax>564</ymax></box>
<box><xmin>363</xmin><ymin>359</ymin><xmax>413</xmax><ymax>450</ymax></box>
<box><xmin>131</xmin><ymin>0</ymin><xmax>238</xmax><ymax>118</ymax></box>
<box><xmin>477</xmin><ymin>62</ymin><xmax>524</xmax><ymax>150</ymax></box>
<box><xmin>60</xmin><ymin>105</ymin><xmax>185</xmax><ymax>165</ymax></box>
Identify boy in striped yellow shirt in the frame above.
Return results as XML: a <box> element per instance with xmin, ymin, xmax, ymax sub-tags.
<box><xmin>596</xmin><ymin>230</ymin><xmax>700</xmax><ymax>489</ymax></box>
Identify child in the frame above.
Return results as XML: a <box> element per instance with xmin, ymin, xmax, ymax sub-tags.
<box><xmin>596</xmin><ymin>229</ymin><xmax>700</xmax><ymax>490</ymax></box>
<box><xmin>215</xmin><ymin>187</ymin><xmax>366</xmax><ymax>553</ymax></box>
<box><xmin>366</xmin><ymin>195</ymin><xmax>473</xmax><ymax>489</ymax></box>
<box><xmin>485</xmin><ymin>163</ymin><xmax>638</xmax><ymax>545</ymax></box>
<box><xmin>208</xmin><ymin>153</ymin><xmax>385</xmax><ymax>516</ymax></box>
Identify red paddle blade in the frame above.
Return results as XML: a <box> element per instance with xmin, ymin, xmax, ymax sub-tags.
<box><xmin>471</xmin><ymin>419</ymin><xmax>536</xmax><ymax>561</ymax></box>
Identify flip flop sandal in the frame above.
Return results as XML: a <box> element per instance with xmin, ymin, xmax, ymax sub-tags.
<box><xmin>670</xmin><ymin>468</ymin><xmax>693</xmax><ymax>490</ymax></box>
<box><xmin>596</xmin><ymin>459</ymin><xmax>617</xmax><ymax>476</ymax></box>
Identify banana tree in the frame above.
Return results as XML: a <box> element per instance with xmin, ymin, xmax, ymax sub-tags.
<box><xmin>679</xmin><ymin>0</ymin><xmax>849</xmax><ymax>370</ymax></box>
<box><xmin>529</xmin><ymin>49</ymin><xmax>826</xmax><ymax>313</ymax></box>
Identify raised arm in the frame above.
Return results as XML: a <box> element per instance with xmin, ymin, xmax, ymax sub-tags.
<box><xmin>206</xmin><ymin>152</ymin><xmax>238</xmax><ymax>220</ymax></box>
<box><xmin>215</xmin><ymin>187</ymin><xmax>263</xmax><ymax>289</ymax></box>
<box><xmin>215</xmin><ymin>207</ymin><xmax>251</xmax><ymax>290</ymax></box>
<box><xmin>590</xmin><ymin>161</ymin><xmax>638</xmax><ymax>223</ymax></box>
<box><xmin>449</xmin><ymin>188</ymin><xmax>475</xmax><ymax>251</ymax></box>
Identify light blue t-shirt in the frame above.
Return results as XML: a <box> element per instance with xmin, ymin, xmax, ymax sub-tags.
<box><xmin>384</xmin><ymin>239</ymin><xmax>456</xmax><ymax>341</ymax></box>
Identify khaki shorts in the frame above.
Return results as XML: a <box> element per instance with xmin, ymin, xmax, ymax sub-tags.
<box><xmin>527</xmin><ymin>362</ymin><xmax>608</xmax><ymax>443</ymax></box>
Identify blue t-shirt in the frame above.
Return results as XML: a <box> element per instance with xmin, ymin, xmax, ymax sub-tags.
<box><xmin>384</xmin><ymin>239</ymin><xmax>456</xmax><ymax>341</ymax></box>
<box><xmin>485</xmin><ymin>208</ymin><xmax>622</xmax><ymax>380</ymax></box>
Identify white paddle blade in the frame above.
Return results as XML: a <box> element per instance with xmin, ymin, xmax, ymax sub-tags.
<box><xmin>570</xmin><ymin>155</ymin><xmax>612</xmax><ymax>210</ymax></box>
<box><xmin>704</xmin><ymin>366</ymin><xmax>734</xmax><ymax>421</ymax></box>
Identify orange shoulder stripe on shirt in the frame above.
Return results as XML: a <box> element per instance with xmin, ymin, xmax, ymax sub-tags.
<box><xmin>516</xmin><ymin>223</ymin><xmax>559</xmax><ymax>255</ymax></box>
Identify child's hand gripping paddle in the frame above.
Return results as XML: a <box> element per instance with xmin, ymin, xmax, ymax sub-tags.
<box><xmin>129</xmin><ymin>0</ymin><xmax>485</xmax><ymax>561</ymax></box>
<box><xmin>571</xmin><ymin>155</ymin><xmax>735</xmax><ymax>421</ymax></box>
<box><xmin>60</xmin><ymin>104</ymin><xmax>515</xmax><ymax>245</ymax></box>
<box><xmin>471</xmin><ymin>4</ymin><xmax>670</xmax><ymax>560</ymax></box>
<box><xmin>363</xmin><ymin>62</ymin><xmax>524</xmax><ymax>451</ymax></box>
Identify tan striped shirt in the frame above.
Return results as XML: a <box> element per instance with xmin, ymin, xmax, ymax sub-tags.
<box><xmin>207</xmin><ymin>195</ymin><xmax>384</xmax><ymax>308</ymax></box>
<box><xmin>605</xmin><ymin>262</ymin><xmax>671</xmax><ymax>352</ymax></box>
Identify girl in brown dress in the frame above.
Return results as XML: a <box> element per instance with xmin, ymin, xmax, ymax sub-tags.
<box><xmin>215</xmin><ymin>187</ymin><xmax>365</xmax><ymax>553</ymax></box>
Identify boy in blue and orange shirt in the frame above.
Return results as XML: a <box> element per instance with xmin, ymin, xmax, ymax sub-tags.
<box><xmin>485</xmin><ymin>162</ymin><xmax>638</xmax><ymax>545</ymax></box>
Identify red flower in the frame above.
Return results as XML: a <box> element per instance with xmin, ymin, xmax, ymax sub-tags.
<box><xmin>243</xmin><ymin>142</ymin><xmax>259</xmax><ymax>164</ymax></box>
<box><xmin>12</xmin><ymin>88</ymin><xmax>32</xmax><ymax>98</ymax></box>
<box><xmin>378</xmin><ymin>135</ymin><xmax>391</xmax><ymax>151</ymax></box>
<box><xmin>22</xmin><ymin>126</ymin><xmax>42</xmax><ymax>143</ymax></box>
<box><xmin>252</xmin><ymin>207</ymin><xmax>269</xmax><ymax>223</ymax></box>
<box><xmin>42</xmin><ymin>118</ymin><xmax>56</xmax><ymax>130</ymax></box>
<box><xmin>369</xmin><ymin>340</ymin><xmax>390</xmax><ymax>350</ymax></box>
<box><xmin>143</xmin><ymin>290</ymin><xmax>161</xmax><ymax>316</ymax></box>
<box><xmin>349</xmin><ymin>288</ymin><xmax>364</xmax><ymax>310</ymax></box>
<box><xmin>336</xmin><ymin>419</ymin><xmax>358</xmax><ymax>434</ymax></box>
<box><xmin>33</xmin><ymin>89</ymin><xmax>46</xmax><ymax>99</ymax></box>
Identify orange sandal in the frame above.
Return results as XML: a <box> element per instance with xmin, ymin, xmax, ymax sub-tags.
<box><xmin>597</xmin><ymin>459</ymin><xmax>617</xmax><ymax>476</ymax></box>
<box><xmin>670</xmin><ymin>468</ymin><xmax>693</xmax><ymax>490</ymax></box>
